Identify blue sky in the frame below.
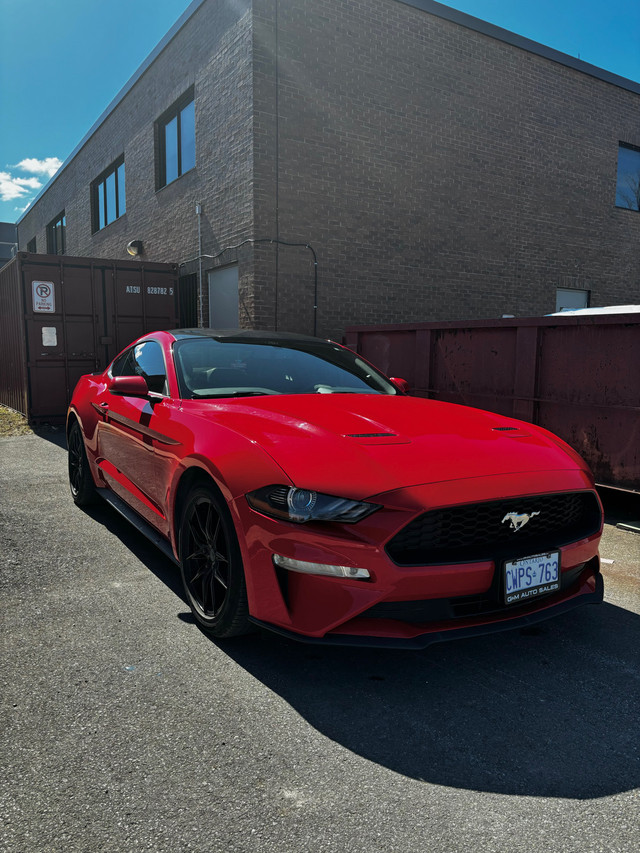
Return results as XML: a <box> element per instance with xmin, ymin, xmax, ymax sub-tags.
<box><xmin>1</xmin><ymin>0</ymin><xmax>639</xmax><ymax>224</ymax></box>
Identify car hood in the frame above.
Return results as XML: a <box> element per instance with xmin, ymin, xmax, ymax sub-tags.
<box><xmin>186</xmin><ymin>394</ymin><xmax>586</xmax><ymax>499</ymax></box>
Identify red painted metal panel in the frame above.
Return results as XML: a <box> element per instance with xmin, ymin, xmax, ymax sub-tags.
<box><xmin>428</xmin><ymin>326</ymin><xmax>519</xmax><ymax>419</ymax></box>
<box><xmin>358</xmin><ymin>330</ymin><xmax>417</xmax><ymax>386</ymax></box>
<box><xmin>0</xmin><ymin>253</ymin><xmax>179</xmax><ymax>424</ymax></box>
<box><xmin>346</xmin><ymin>314</ymin><xmax>640</xmax><ymax>491</ymax></box>
<box><xmin>0</xmin><ymin>256</ymin><xmax>28</xmax><ymax>416</ymax></box>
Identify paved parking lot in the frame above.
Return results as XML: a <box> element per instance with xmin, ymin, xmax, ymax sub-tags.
<box><xmin>1</xmin><ymin>431</ymin><xmax>639</xmax><ymax>853</ymax></box>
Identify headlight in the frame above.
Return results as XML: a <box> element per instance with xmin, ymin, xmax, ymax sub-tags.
<box><xmin>246</xmin><ymin>485</ymin><xmax>380</xmax><ymax>523</ymax></box>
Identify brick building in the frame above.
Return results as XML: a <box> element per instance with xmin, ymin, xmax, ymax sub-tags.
<box><xmin>17</xmin><ymin>0</ymin><xmax>640</xmax><ymax>340</ymax></box>
<box><xmin>0</xmin><ymin>223</ymin><xmax>18</xmax><ymax>266</ymax></box>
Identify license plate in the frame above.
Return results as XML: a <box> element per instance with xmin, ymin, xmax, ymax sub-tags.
<box><xmin>504</xmin><ymin>551</ymin><xmax>560</xmax><ymax>605</ymax></box>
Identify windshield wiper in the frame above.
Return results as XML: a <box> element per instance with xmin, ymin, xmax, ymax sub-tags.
<box><xmin>191</xmin><ymin>390</ymin><xmax>278</xmax><ymax>399</ymax></box>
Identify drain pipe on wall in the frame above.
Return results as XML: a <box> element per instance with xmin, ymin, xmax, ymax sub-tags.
<box><xmin>195</xmin><ymin>203</ymin><xmax>204</xmax><ymax>327</ymax></box>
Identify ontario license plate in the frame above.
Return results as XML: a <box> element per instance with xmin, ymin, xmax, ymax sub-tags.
<box><xmin>504</xmin><ymin>551</ymin><xmax>560</xmax><ymax>605</ymax></box>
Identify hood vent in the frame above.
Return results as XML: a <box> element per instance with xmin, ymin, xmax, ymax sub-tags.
<box><xmin>492</xmin><ymin>427</ymin><xmax>518</xmax><ymax>431</ymax></box>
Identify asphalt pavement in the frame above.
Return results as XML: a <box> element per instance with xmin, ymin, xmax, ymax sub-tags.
<box><xmin>1</xmin><ymin>431</ymin><xmax>639</xmax><ymax>853</ymax></box>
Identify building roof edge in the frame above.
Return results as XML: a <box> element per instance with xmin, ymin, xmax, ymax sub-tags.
<box><xmin>403</xmin><ymin>0</ymin><xmax>640</xmax><ymax>95</ymax></box>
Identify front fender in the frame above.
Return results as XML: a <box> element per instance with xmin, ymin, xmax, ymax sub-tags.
<box><xmin>165</xmin><ymin>414</ymin><xmax>295</xmax><ymax>559</ymax></box>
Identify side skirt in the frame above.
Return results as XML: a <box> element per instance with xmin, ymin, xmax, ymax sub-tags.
<box><xmin>97</xmin><ymin>487</ymin><xmax>179</xmax><ymax>566</ymax></box>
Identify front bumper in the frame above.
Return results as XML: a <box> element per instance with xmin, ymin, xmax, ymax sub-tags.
<box><xmin>250</xmin><ymin>569</ymin><xmax>604</xmax><ymax>649</ymax></box>
<box><xmin>232</xmin><ymin>469</ymin><xmax>603</xmax><ymax>644</ymax></box>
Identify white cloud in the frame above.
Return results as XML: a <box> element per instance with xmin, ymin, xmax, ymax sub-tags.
<box><xmin>15</xmin><ymin>157</ymin><xmax>62</xmax><ymax>178</ymax></box>
<box><xmin>0</xmin><ymin>156</ymin><xmax>61</xmax><ymax>206</ymax></box>
<box><xmin>0</xmin><ymin>171</ymin><xmax>42</xmax><ymax>201</ymax></box>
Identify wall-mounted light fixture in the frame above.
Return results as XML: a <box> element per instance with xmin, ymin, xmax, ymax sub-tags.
<box><xmin>126</xmin><ymin>240</ymin><xmax>144</xmax><ymax>257</ymax></box>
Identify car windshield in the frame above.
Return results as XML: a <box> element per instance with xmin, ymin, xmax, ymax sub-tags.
<box><xmin>173</xmin><ymin>337</ymin><xmax>398</xmax><ymax>399</ymax></box>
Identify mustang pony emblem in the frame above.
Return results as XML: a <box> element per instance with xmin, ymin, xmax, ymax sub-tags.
<box><xmin>502</xmin><ymin>511</ymin><xmax>540</xmax><ymax>532</ymax></box>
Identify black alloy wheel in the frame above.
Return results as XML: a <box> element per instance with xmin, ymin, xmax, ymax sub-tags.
<box><xmin>179</xmin><ymin>485</ymin><xmax>250</xmax><ymax>637</ymax></box>
<box><xmin>68</xmin><ymin>421</ymin><xmax>96</xmax><ymax>506</ymax></box>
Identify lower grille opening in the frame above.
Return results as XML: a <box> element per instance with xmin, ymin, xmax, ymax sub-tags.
<box><xmin>363</xmin><ymin>560</ymin><xmax>595</xmax><ymax>624</ymax></box>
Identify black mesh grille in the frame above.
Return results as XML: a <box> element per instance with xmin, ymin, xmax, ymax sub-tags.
<box><xmin>385</xmin><ymin>491</ymin><xmax>602</xmax><ymax>566</ymax></box>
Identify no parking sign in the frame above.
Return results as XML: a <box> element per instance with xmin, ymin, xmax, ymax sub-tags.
<box><xmin>32</xmin><ymin>280</ymin><xmax>55</xmax><ymax>313</ymax></box>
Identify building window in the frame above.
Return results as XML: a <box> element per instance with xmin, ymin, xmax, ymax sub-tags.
<box><xmin>616</xmin><ymin>143</ymin><xmax>640</xmax><ymax>211</ymax></box>
<box><xmin>157</xmin><ymin>89</ymin><xmax>195</xmax><ymax>189</ymax></box>
<box><xmin>47</xmin><ymin>212</ymin><xmax>66</xmax><ymax>255</ymax></box>
<box><xmin>27</xmin><ymin>237</ymin><xmax>36</xmax><ymax>253</ymax></box>
<box><xmin>92</xmin><ymin>156</ymin><xmax>126</xmax><ymax>232</ymax></box>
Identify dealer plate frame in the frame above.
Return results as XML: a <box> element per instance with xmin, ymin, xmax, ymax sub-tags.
<box><xmin>504</xmin><ymin>550</ymin><xmax>560</xmax><ymax>605</ymax></box>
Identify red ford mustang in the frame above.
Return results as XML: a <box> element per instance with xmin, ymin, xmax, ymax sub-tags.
<box><xmin>67</xmin><ymin>329</ymin><xmax>603</xmax><ymax>647</ymax></box>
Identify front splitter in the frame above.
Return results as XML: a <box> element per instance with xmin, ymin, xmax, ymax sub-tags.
<box><xmin>248</xmin><ymin>572</ymin><xmax>604</xmax><ymax>649</ymax></box>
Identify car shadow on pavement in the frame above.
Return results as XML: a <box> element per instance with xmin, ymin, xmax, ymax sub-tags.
<box><xmin>217</xmin><ymin>602</ymin><xmax>640</xmax><ymax>801</ymax></box>
<box><xmin>79</xmin><ymin>482</ymin><xmax>640</xmax><ymax>802</ymax></box>
<box><xmin>79</xmin><ymin>501</ymin><xmax>186</xmax><ymax>600</ymax></box>
<box><xmin>599</xmin><ymin>486</ymin><xmax>640</xmax><ymax>527</ymax></box>
<box><xmin>32</xmin><ymin>425</ymin><xmax>68</xmax><ymax>449</ymax></box>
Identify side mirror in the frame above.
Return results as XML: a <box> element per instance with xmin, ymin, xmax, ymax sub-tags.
<box><xmin>108</xmin><ymin>375</ymin><xmax>149</xmax><ymax>397</ymax></box>
<box><xmin>390</xmin><ymin>377</ymin><xmax>410</xmax><ymax>394</ymax></box>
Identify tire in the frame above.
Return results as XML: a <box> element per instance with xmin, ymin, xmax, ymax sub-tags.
<box><xmin>68</xmin><ymin>420</ymin><xmax>97</xmax><ymax>506</ymax></box>
<box><xmin>178</xmin><ymin>484</ymin><xmax>250</xmax><ymax>638</ymax></box>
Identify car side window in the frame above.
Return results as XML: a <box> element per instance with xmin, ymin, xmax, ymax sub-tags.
<box><xmin>110</xmin><ymin>347</ymin><xmax>136</xmax><ymax>377</ymax></box>
<box><xmin>131</xmin><ymin>341</ymin><xmax>169</xmax><ymax>395</ymax></box>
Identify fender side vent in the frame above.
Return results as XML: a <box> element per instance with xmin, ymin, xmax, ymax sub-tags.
<box><xmin>347</xmin><ymin>432</ymin><xmax>397</xmax><ymax>438</ymax></box>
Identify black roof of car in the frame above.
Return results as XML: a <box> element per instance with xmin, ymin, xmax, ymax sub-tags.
<box><xmin>170</xmin><ymin>328</ymin><xmax>333</xmax><ymax>344</ymax></box>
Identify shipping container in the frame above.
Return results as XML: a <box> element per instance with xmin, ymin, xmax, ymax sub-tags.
<box><xmin>0</xmin><ymin>252</ymin><xmax>179</xmax><ymax>424</ymax></box>
<box><xmin>345</xmin><ymin>314</ymin><xmax>640</xmax><ymax>492</ymax></box>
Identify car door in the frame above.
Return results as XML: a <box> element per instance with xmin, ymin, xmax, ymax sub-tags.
<box><xmin>95</xmin><ymin>339</ymin><xmax>178</xmax><ymax>536</ymax></box>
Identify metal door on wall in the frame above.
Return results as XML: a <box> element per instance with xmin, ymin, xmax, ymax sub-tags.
<box><xmin>555</xmin><ymin>288</ymin><xmax>589</xmax><ymax>312</ymax></box>
<box><xmin>208</xmin><ymin>265</ymin><xmax>238</xmax><ymax>328</ymax></box>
